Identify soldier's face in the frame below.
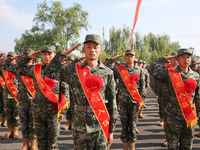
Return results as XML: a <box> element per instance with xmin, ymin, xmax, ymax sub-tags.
<box><xmin>125</xmin><ymin>54</ymin><xmax>135</xmax><ymax>64</ymax></box>
<box><xmin>67</xmin><ymin>59</ymin><xmax>72</xmax><ymax>65</ymax></box>
<box><xmin>177</xmin><ymin>54</ymin><xmax>191</xmax><ymax>68</ymax></box>
<box><xmin>83</xmin><ymin>42</ymin><xmax>102</xmax><ymax>61</ymax></box>
<box><xmin>170</xmin><ymin>57</ymin><xmax>177</xmax><ymax>67</ymax></box>
<box><xmin>42</xmin><ymin>51</ymin><xmax>56</xmax><ymax>65</ymax></box>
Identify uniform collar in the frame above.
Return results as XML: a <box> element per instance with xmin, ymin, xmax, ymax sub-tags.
<box><xmin>81</xmin><ymin>60</ymin><xmax>105</xmax><ymax>69</ymax></box>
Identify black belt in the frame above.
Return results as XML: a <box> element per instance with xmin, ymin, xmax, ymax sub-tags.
<box><xmin>76</xmin><ymin>105</ymin><xmax>93</xmax><ymax>113</ymax></box>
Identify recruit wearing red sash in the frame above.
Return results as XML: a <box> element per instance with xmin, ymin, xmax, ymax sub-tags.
<box><xmin>34</xmin><ymin>64</ymin><xmax>68</xmax><ymax>113</ymax></box>
<box><xmin>117</xmin><ymin>65</ymin><xmax>143</xmax><ymax>105</ymax></box>
<box><xmin>0</xmin><ymin>75</ymin><xmax>5</xmax><ymax>89</ymax></box>
<box><xmin>168</xmin><ymin>68</ymin><xmax>197</xmax><ymax>127</ymax></box>
<box><xmin>22</xmin><ymin>76</ymin><xmax>36</xmax><ymax>98</ymax></box>
<box><xmin>2</xmin><ymin>69</ymin><xmax>18</xmax><ymax>102</ymax></box>
<box><xmin>76</xmin><ymin>63</ymin><xmax>110</xmax><ymax>144</ymax></box>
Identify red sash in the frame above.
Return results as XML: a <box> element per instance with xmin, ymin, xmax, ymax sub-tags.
<box><xmin>76</xmin><ymin>63</ymin><xmax>110</xmax><ymax>143</ymax></box>
<box><xmin>34</xmin><ymin>64</ymin><xmax>68</xmax><ymax>112</ymax></box>
<box><xmin>117</xmin><ymin>65</ymin><xmax>143</xmax><ymax>104</ymax></box>
<box><xmin>22</xmin><ymin>76</ymin><xmax>36</xmax><ymax>98</ymax></box>
<box><xmin>168</xmin><ymin>68</ymin><xmax>197</xmax><ymax>127</ymax></box>
<box><xmin>2</xmin><ymin>70</ymin><xmax>18</xmax><ymax>102</ymax></box>
<box><xmin>166</xmin><ymin>64</ymin><xmax>174</xmax><ymax>69</ymax></box>
<box><xmin>0</xmin><ymin>75</ymin><xmax>5</xmax><ymax>89</ymax></box>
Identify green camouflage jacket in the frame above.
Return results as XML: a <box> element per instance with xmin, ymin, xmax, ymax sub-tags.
<box><xmin>106</xmin><ymin>59</ymin><xmax>145</xmax><ymax>104</ymax></box>
<box><xmin>60</xmin><ymin>60</ymin><xmax>118</xmax><ymax>133</ymax></box>
<box><xmin>147</xmin><ymin>57</ymin><xmax>200</xmax><ymax>116</ymax></box>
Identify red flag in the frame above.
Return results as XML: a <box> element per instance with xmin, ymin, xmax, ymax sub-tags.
<box><xmin>130</xmin><ymin>0</ymin><xmax>142</xmax><ymax>49</ymax></box>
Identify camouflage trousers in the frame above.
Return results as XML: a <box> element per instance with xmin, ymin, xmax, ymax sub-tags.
<box><xmin>18</xmin><ymin>101</ymin><xmax>36</xmax><ymax>139</ymax></box>
<box><xmin>157</xmin><ymin>96</ymin><xmax>165</xmax><ymax>118</ymax></box>
<box><xmin>33</xmin><ymin>103</ymin><xmax>59</xmax><ymax>150</ymax></box>
<box><xmin>164</xmin><ymin>108</ymin><xmax>194</xmax><ymax>150</ymax></box>
<box><xmin>73</xmin><ymin>130</ymin><xmax>107</xmax><ymax>150</ymax></box>
<box><xmin>4</xmin><ymin>98</ymin><xmax>20</xmax><ymax>127</ymax></box>
<box><xmin>119</xmin><ymin>102</ymin><xmax>139</xmax><ymax>143</ymax></box>
<box><xmin>0</xmin><ymin>92</ymin><xmax>5</xmax><ymax>117</ymax></box>
<box><xmin>65</xmin><ymin>108</ymin><xmax>72</xmax><ymax>120</ymax></box>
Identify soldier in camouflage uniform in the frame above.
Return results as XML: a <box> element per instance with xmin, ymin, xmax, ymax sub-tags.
<box><xmin>141</xmin><ymin>61</ymin><xmax>149</xmax><ymax>107</ymax></box>
<box><xmin>60</xmin><ymin>34</ymin><xmax>118</xmax><ymax>150</ymax></box>
<box><xmin>3</xmin><ymin>49</ymin><xmax>38</xmax><ymax>149</ymax></box>
<box><xmin>1</xmin><ymin>52</ymin><xmax>20</xmax><ymax>139</ymax></box>
<box><xmin>0</xmin><ymin>53</ymin><xmax>7</xmax><ymax>127</ymax></box>
<box><xmin>190</xmin><ymin>59</ymin><xmax>200</xmax><ymax>137</ymax></box>
<box><xmin>106</xmin><ymin>50</ymin><xmax>145</xmax><ymax>150</ymax></box>
<box><xmin>147</xmin><ymin>48</ymin><xmax>200</xmax><ymax>150</ymax></box>
<box><xmin>16</xmin><ymin>44</ymin><xmax>79</xmax><ymax>150</ymax></box>
<box><xmin>137</xmin><ymin>60</ymin><xmax>145</xmax><ymax>118</ymax></box>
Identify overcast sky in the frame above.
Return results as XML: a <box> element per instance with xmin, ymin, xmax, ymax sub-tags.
<box><xmin>0</xmin><ymin>0</ymin><xmax>200</xmax><ymax>56</ymax></box>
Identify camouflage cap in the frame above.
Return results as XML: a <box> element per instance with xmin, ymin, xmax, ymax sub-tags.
<box><xmin>170</xmin><ymin>52</ymin><xmax>177</xmax><ymax>56</ymax></box>
<box><xmin>24</xmin><ymin>48</ymin><xmax>34</xmax><ymax>54</ymax></box>
<box><xmin>177</xmin><ymin>48</ymin><xmax>192</xmax><ymax>56</ymax></box>
<box><xmin>125</xmin><ymin>50</ymin><xmax>135</xmax><ymax>56</ymax></box>
<box><xmin>7</xmin><ymin>52</ymin><xmax>16</xmax><ymax>57</ymax></box>
<box><xmin>0</xmin><ymin>53</ymin><xmax>7</xmax><ymax>57</ymax></box>
<box><xmin>42</xmin><ymin>45</ymin><xmax>56</xmax><ymax>53</ymax></box>
<box><xmin>138</xmin><ymin>60</ymin><xmax>143</xmax><ymax>63</ymax></box>
<box><xmin>67</xmin><ymin>56</ymin><xmax>75</xmax><ymax>60</ymax></box>
<box><xmin>84</xmin><ymin>34</ymin><xmax>101</xmax><ymax>45</ymax></box>
<box><xmin>115</xmin><ymin>61</ymin><xmax>120</xmax><ymax>64</ymax></box>
<box><xmin>134</xmin><ymin>59</ymin><xmax>138</xmax><ymax>62</ymax></box>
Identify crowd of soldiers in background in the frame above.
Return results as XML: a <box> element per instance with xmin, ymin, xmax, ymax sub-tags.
<box><xmin>0</xmin><ymin>35</ymin><xmax>200</xmax><ymax>150</ymax></box>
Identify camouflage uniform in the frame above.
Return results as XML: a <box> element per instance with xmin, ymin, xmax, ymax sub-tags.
<box><xmin>4</xmin><ymin>50</ymin><xmax>37</xmax><ymax>141</ymax></box>
<box><xmin>16</xmin><ymin>47</ymin><xmax>66</xmax><ymax>150</ymax></box>
<box><xmin>0</xmin><ymin>54</ymin><xmax>6</xmax><ymax>120</ymax></box>
<box><xmin>106</xmin><ymin>51</ymin><xmax>145</xmax><ymax>143</ymax></box>
<box><xmin>147</xmin><ymin>49</ymin><xmax>200</xmax><ymax>150</ymax></box>
<box><xmin>142</xmin><ymin>67</ymin><xmax>150</xmax><ymax>103</ymax></box>
<box><xmin>0</xmin><ymin>53</ymin><xmax>20</xmax><ymax>129</ymax></box>
<box><xmin>61</xmin><ymin>59</ymin><xmax>118</xmax><ymax>149</ymax></box>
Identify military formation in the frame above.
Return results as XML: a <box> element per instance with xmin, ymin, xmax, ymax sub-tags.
<box><xmin>0</xmin><ymin>34</ymin><xmax>199</xmax><ymax>150</ymax></box>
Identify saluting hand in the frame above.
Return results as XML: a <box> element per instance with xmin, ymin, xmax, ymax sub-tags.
<box><xmin>61</xmin><ymin>43</ymin><xmax>81</xmax><ymax>56</ymax></box>
<box><xmin>112</xmin><ymin>54</ymin><xmax>124</xmax><ymax>60</ymax></box>
<box><xmin>194</xmin><ymin>61</ymin><xmax>200</xmax><ymax>65</ymax></box>
<box><xmin>11</xmin><ymin>54</ymin><xmax>24</xmax><ymax>60</ymax></box>
<box><xmin>29</xmin><ymin>50</ymin><xmax>41</xmax><ymax>59</ymax></box>
<box><xmin>78</xmin><ymin>56</ymin><xmax>85</xmax><ymax>61</ymax></box>
<box><xmin>164</xmin><ymin>54</ymin><xmax>177</xmax><ymax>60</ymax></box>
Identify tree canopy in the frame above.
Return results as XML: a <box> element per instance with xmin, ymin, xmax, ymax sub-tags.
<box><xmin>14</xmin><ymin>1</ymin><xmax>89</xmax><ymax>53</ymax></box>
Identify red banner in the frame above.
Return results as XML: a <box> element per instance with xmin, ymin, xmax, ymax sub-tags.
<box><xmin>130</xmin><ymin>0</ymin><xmax>142</xmax><ymax>49</ymax></box>
<box><xmin>2</xmin><ymin>70</ymin><xmax>18</xmax><ymax>102</ymax></box>
<box><xmin>76</xmin><ymin>63</ymin><xmax>110</xmax><ymax>143</ymax></box>
<box><xmin>0</xmin><ymin>75</ymin><xmax>5</xmax><ymax>89</ymax></box>
<box><xmin>34</xmin><ymin>64</ymin><xmax>68</xmax><ymax>112</ymax></box>
<box><xmin>22</xmin><ymin>76</ymin><xmax>35</xmax><ymax>98</ymax></box>
<box><xmin>168</xmin><ymin>68</ymin><xmax>197</xmax><ymax>127</ymax></box>
<box><xmin>117</xmin><ymin>65</ymin><xmax>143</xmax><ymax>104</ymax></box>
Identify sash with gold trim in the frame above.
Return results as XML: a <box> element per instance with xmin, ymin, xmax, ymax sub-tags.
<box><xmin>168</xmin><ymin>68</ymin><xmax>197</xmax><ymax>127</ymax></box>
<box><xmin>2</xmin><ymin>69</ymin><xmax>18</xmax><ymax>102</ymax></box>
<box><xmin>22</xmin><ymin>76</ymin><xmax>36</xmax><ymax>98</ymax></box>
<box><xmin>34</xmin><ymin>64</ymin><xmax>68</xmax><ymax>112</ymax></box>
<box><xmin>117</xmin><ymin>65</ymin><xmax>143</xmax><ymax>104</ymax></box>
<box><xmin>76</xmin><ymin>63</ymin><xmax>110</xmax><ymax>143</ymax></box>
<box><xmin>0</xmin><ymin>75</ymin><xmax>5</xmax><ymax>89</ymax></box>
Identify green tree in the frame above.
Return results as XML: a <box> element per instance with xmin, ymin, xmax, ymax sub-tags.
<box><xmin>15</xmin><ymin>1</ymin><xmax>89</xmax><ymax>53</ymax></box>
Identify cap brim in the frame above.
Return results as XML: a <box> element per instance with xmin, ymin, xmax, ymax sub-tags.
<box><xmin>84</xmin><ymin>40</ymin><xmax>100</xmax><ymax>45</ymax></box>
<box><xmin>125</xmin><ymin>53</ymin><xmax>135</xmax><ymax>56</ymax></box>
<box><xmin>178</xmin><ymin>52</ymin><xmax>192</xmax><ymax>56</ymax></box>
<box><xmin>42</xmin><ymin>50</ymin><xmax>54</xmax><ymax>53</ymax></box>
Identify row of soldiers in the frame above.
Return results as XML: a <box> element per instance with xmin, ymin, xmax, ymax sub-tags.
<box><xmin>0</xmin><ymin>33</ymin><xmax>199</xmax><ymax>150</ymax></box>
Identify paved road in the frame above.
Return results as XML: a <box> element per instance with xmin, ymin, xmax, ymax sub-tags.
<box><xmin>0</xmin><ymin>90</ymin><xmax>200</xmax><ymax>150</ymax></box>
